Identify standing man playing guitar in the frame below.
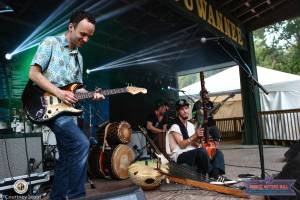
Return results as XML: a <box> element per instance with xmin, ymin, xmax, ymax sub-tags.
<box><xmin>27</xmin><ymin>10</ymin><xmax>103</xmax><ymax>199</ymax></box>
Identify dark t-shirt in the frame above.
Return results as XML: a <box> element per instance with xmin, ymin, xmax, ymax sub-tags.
<box><xmin>146</xmin><ymin>112</ymin><xmax>167</xmax><ymax>140</ymax></box>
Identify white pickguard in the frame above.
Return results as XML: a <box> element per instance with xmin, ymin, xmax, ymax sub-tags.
<box><xmin>42</xmin><ymin>95</ymin><xmax>82</xmax><ymax>120</ymax></box>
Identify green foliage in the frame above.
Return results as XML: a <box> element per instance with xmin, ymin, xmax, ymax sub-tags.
<box><xmin>254</xmin><ymin>17</ymin><xmax>300</xmax><ymax>75</ymax></box>
<box><xmin>178</xmin><ymin>18</ymin><xmax>300</xmax><ymax>89</ymax></box>
<box><xmin>178</xmin><ymin>69</ymin><xmax>225</xmax><ymax>89</ymax></box>
<box><xmin>178</xmin><ymin>73</ymin><xmax>199</xmax><ymax>89</ymax></box>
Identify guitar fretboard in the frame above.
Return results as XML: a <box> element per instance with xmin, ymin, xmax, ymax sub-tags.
<box><xmin>75</xmin><ymin>88</ymin><xmax>127</xmax><ymax>100</ymax></box>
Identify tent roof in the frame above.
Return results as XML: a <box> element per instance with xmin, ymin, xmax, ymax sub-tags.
<box><xmin>181</xmin><ymin>65</ymin><xmax>300</xmax><ymax>96</ymax></box>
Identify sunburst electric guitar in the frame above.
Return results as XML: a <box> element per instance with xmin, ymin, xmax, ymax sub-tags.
<box><xmin>22</xmin><ymin>81</ymin><xmax>147</xmax><ymax>124</ymax></box>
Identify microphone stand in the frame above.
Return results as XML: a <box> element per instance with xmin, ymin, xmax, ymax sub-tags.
<box><xmin>179</xmin><ymin>90</ymin><xmax>196</xmax><ymax>104</ymax></box>
<box><xmin>216</xmin><ymin>40</ymin><xmax>268</xmax><ymax>179</ymax></box>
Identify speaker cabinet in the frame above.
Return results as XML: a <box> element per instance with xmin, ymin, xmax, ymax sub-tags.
<box><xmin>0</xmin><ymin>134</ymin><xmax>43</xmax><ymax>179</ymax></box>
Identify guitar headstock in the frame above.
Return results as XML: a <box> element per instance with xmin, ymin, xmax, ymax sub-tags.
<box><xmin>126</xmin><ymin>86</ymin><xmax>147</xmax><ymax>95</ymax></box>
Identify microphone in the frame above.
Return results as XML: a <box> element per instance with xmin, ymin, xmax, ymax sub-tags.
<box><xmin>167</xmin><ymin>86</ymin><xmax>184</xmax><ymax>92</ymax></box>
<box><xmin>200</xmin><ymin>36</ymin><xmax>224</xmax><ymax>43</ymax></box>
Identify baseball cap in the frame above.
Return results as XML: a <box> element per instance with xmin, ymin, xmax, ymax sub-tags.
<box><xmin>176</xmin><ymin>99</ymin><xmax>189</xmax><ymax>110</ymax></box>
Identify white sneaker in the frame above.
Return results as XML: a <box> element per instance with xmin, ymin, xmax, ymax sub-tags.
<box><xmin>210</xmin><ymin>176</ymin><xmax>238</xmax><ymax>185</ymax></box>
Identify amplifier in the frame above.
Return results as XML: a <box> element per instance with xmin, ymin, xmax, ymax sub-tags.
<box><xmin>0</xmin><ymin>133</ymin><xmax>43</xmax><ymax>179</ymax></box>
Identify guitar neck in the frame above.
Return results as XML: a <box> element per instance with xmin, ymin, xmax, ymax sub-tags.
<box><xmin>75</xmin><ymin>88</ymin><xmax>127</xmax><ymax>100</ymax></box>
<box><xmin>200</xmin><ymin>72</ymin><xmax>209</xmax><ymax>142</ymax></box>
<box><xmin>208</xmin><ymin>95</ymin><xmax>234</xmax><ymax>115</ymax></box>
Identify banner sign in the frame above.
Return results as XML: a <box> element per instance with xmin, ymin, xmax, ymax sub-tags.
<box><xmin>169</xmin><ymin>0</ymin><xmax>247</xmax><ymax>49</ymax></box>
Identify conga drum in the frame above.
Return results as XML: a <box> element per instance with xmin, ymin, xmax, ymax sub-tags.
<box><xmin>88</xmin><ymin>144</ymin><xmax>135</xmax><ymax>179</ymax></box>
<box><xmin>97</xmin><ymin>121</ymin><xmax>132</xmax><ymax>146</ymax></box>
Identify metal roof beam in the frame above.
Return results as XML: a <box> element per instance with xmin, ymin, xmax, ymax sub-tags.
<box><xmin>237</xmin><ymin>0</ymin><xmax>271</xmax><ymax>18</ymax></box>
<box><xmin>243</xmin><ymin>0</ymin><xmax>287</xmax><ymax>23</ymax></box>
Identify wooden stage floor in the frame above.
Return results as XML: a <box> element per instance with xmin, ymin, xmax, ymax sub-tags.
<box><xmin>83</xmin><ymin>140</ymin><xmax>288</xmax><ymax>200</ymax></box>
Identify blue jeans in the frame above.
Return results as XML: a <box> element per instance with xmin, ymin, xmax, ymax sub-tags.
<box><xmin>47</xmin><ymin>116</ymin><xmax>89</xmax><ymax>200</ymax></box>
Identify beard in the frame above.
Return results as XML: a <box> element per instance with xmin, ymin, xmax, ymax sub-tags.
<box><xmin>77</xmin><ymin>40</ymin><xmax>85</xmax><ymax>47</ymax></box>
<box><xmin>181</xmin><ymin>115</ymin><xmax>189</xmax><ymax>120</ymax></box>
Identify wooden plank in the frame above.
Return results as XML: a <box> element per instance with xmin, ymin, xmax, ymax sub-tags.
<box><xmin>165</xmin><ymin>175</ymin><xmax>249</xmax><ymax>199</ymax></box>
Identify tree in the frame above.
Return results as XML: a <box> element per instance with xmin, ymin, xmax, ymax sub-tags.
<box><xmin>254</xmin><ymin>17</ymin><xmax>300</xmax><ymax>75</ymax></box>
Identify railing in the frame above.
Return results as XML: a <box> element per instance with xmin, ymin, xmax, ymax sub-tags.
<box><xmin>214</xmin><ymin>109</ymin><xmax>300</xmax><ymax>141</ymax></box>
<box><xmin>259</xmin><ymin>109</ymin><xmax>300</xmax><ymax>141</ymax></box>
<box><xmin>215</xmin><ymin>117</ymin><xmax>244</xmax><ymax>138</ymax></box>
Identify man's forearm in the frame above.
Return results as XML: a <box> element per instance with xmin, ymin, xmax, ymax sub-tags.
<box><xmin>147</xmin><ymin>125</ymin><xmax>164</xmax><ymax>134</ymax></box>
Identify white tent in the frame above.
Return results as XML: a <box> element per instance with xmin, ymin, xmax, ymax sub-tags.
<box><xmin>180</xmin><ymin>66</ymin><xmax>300</xmax><ymax>140</ymax></box>
<box><xmin>180</xmin><ymin>65</ymin><xmax>300</xmax><ymax>114</ymax></box>
<box><xmin>181</xmin><ymin>65</ymin><xmax>300</xmax><ymax>97</ymax></box>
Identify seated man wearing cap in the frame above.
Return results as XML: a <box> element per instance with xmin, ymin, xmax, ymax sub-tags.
<box><xmin>166</xmin><ymin>99</ymin><xmax>236</xmax><ymax>185</ymax></box>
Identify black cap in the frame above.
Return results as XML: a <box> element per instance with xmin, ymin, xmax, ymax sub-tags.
<box><xmin>176</xmin><ymin>99</ymin><xmax>189</xmax><ymax>110</ymax></box>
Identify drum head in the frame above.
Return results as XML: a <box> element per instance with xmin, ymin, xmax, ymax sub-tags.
<box><xmin>111</xmin><ymin>144</ymin><xmax>135</xmax><ymax>179</ymax></box>
<box><xmin>117</xmin><ymin>122</ymin><xmax>132</xmax><ymax>144</ymax></box>
<box><xmin>97</xmin><ymin>121</ymin><xmax>132</xmax><ymax>146</ymax></box>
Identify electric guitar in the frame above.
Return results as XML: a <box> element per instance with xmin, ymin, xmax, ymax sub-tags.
<box><xmin>22</xmin><ymin>82</ymin><xmax>147</xmax><ymax>124</ymax></box>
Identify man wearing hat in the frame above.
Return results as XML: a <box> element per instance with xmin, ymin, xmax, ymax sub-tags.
<box><xmin>166</xmin><ymin>99</ymin><xmax>236</xmax><ymax>185</ymax></box>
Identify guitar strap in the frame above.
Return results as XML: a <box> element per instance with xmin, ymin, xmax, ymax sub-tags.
<box><xmin>174</xmin><ymin>118</ymin><xmax>189</xmax><ymax>140</ymax></box>
<box><xmin>102</xmin><ymin>123</ymin><xmax>111</xmax><ymax>152</ymax></box>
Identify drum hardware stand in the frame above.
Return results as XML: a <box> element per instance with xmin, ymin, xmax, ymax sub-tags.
<box><xmin>88</xmin><ymin>105</ymin><xmax>97</xmax><ymax>144</ymax></box>
<box><xmin>133</xmin><ymin>143</ymin><xmax>150</xmax><ymax>162</ymax></box>
<box><xmin>87</xmin><ymin>105</ymin><xmax>96</xmax><ymax>189</ymax></box>
<box><xmin>76</xmin><ymin>103</ymin><xmax>106</xmax><ymax>188</ymax></box>
<box><xmin>43</xmin><ymin>145</ymin><xmax>58</xmax><ymax>171</ymax></box>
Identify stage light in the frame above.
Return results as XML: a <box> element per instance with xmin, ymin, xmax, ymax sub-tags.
<box><xmin>5</xmin><ymin>53</ymin><xmax>12</xmax><ymax>60</ymax></box>
<box><xmin>86</xmin><ymin>26</ymin><xmax>196</xmax><ymax>74</ymax></box>
<box><xmin>0</xmin><ymin>2</ymin><xmax>14</xmax><ymax>14</ymax></box>
<box><xmin>7</xmin><ymin>0</ymin><xmax>119</xmax><ymax>56</ymax></box>
<box><xmin>86</xmin><ymin>69</ymin><xmax>90</xmax><ymax>74</ymax></box>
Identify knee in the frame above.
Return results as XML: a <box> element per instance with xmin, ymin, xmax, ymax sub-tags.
<box><xmin>215</xmin><ymin>149</ymin><xmax>224</xmax><ymax>158</ymax></box>
<box><xmin>73</xmin><ymin>135</ymin><xmax>89</xmax><ymax>156</ymax></box>
<box><xmin>213</xmin><ymin>149</ymin><xmax>225</xmax><ymax>163</ymax></box>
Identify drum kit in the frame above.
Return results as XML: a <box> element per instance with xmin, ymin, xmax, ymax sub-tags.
<box><xmin>8</xmin><ymin>107</ymin><xmax>151</xmax><ymax>182</ymax></box>
<box><xmin>88</xmin><ymin>121</ymin><xmax>135</xmax><ymax>180</ymax></box>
